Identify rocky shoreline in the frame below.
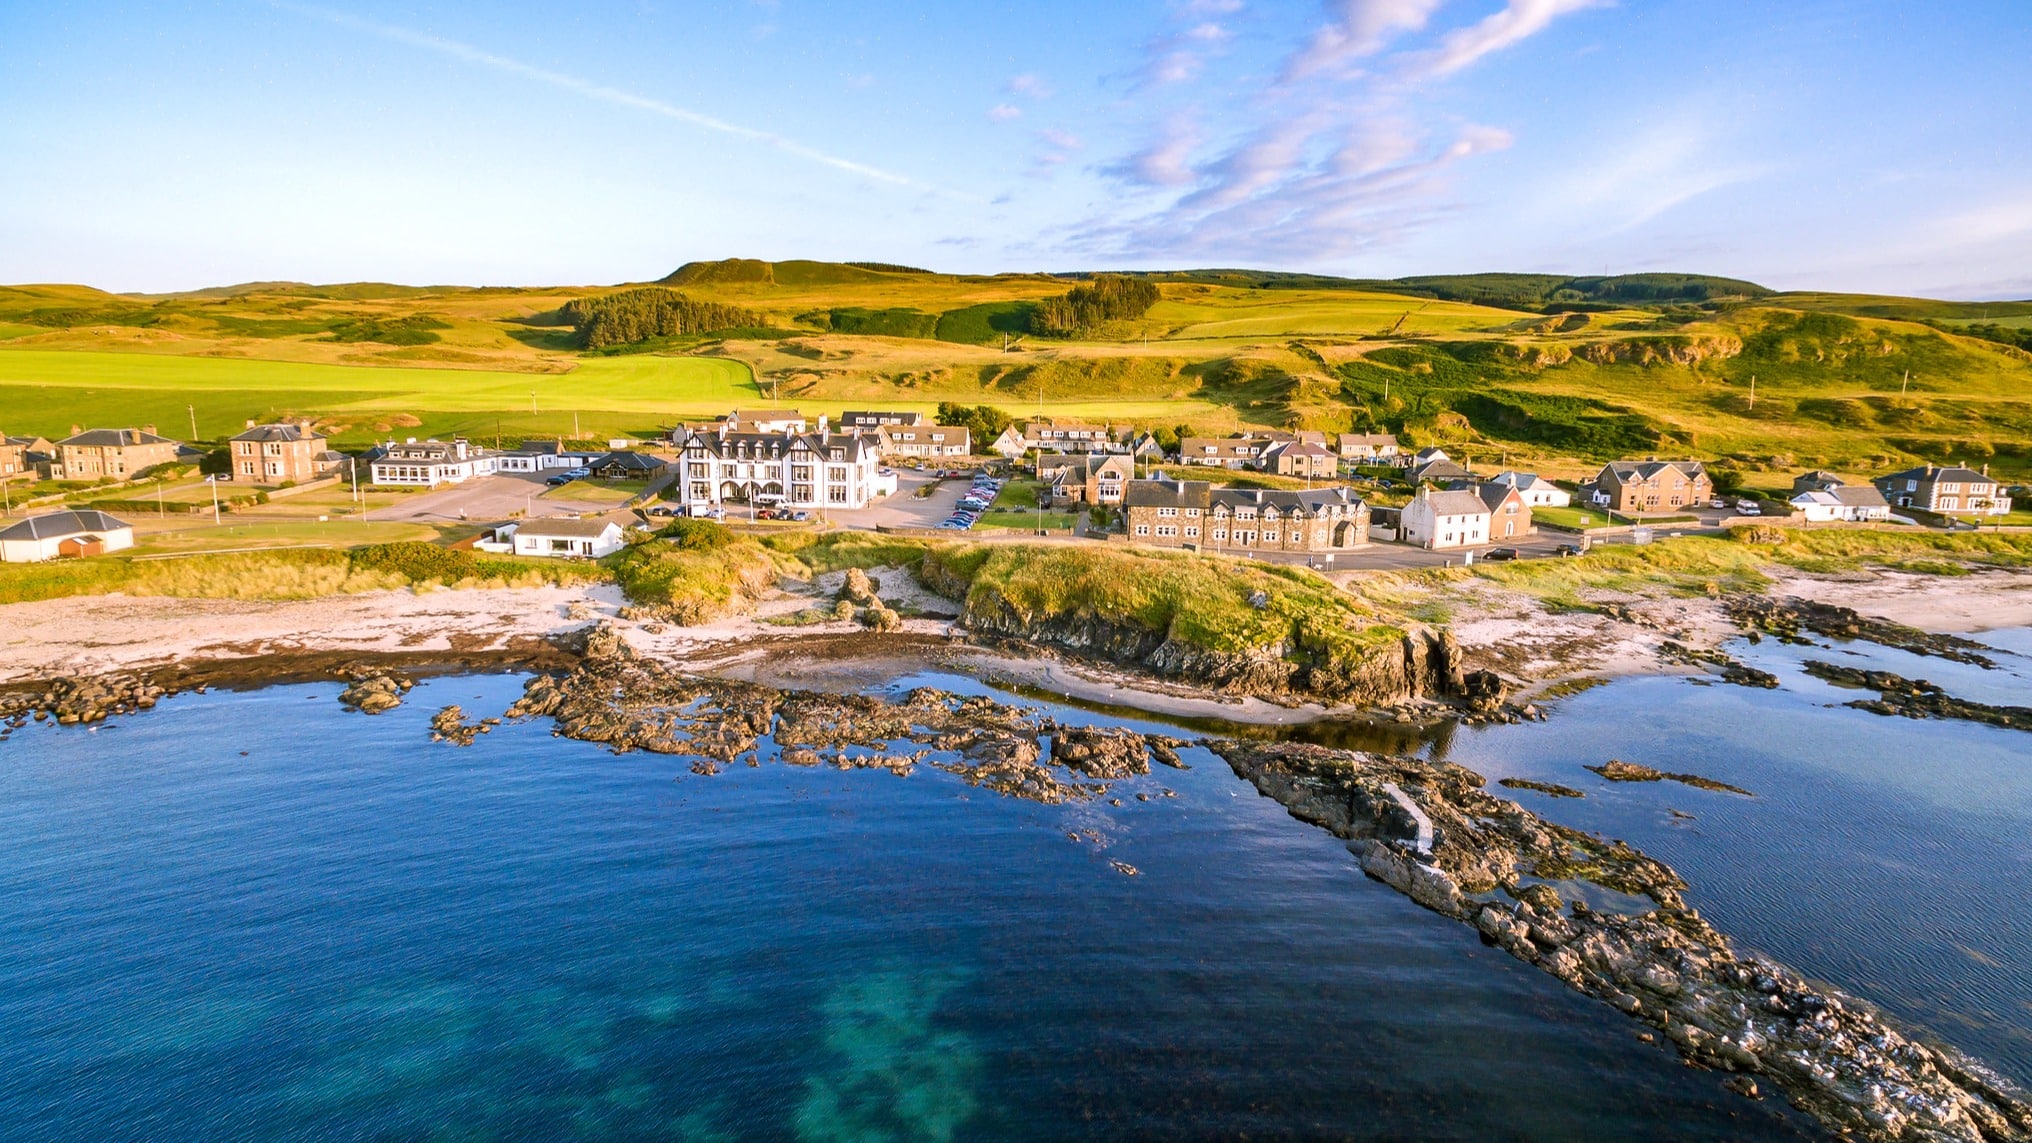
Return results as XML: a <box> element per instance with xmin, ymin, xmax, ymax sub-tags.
<box><xmin>1802</xmin><ymin>662</ymin><xmax>2032</xmax><ymax>733</ymax></box>
<box><xmin>1214</xmin><ymin>739</ymin><xmax>2031</xmax><ymax>1143</ymax></box>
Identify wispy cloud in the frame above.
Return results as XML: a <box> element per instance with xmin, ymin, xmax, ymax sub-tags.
<box><xmin>272</xmin><ymin>0</ymin><xmax>943</xmax><ymax>193</ymax></box>
<box><xmin>1082</xmin><ymin>0</ymin><xmax>1601</xmax><ymax>262</ymax></box>
<box><xmin>988</xmin><ymin>103</ymin><xmax>1023</xmax><ymax>122</ymax></box>
<box><xmin>1006</xmin><ymin>73</ymin><xmax>1055</xmax><ymax>99</ymax></box>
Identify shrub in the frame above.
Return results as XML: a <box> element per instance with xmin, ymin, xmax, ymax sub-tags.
<box><xmin>348</xmin><ymin>541</ymin><xmax>477</xmax><ymax>583</ymax></box>
<box><xmin>656</xmin><ymin>519</ymin><xmax>734</xmax><ymax>550</ymax></box>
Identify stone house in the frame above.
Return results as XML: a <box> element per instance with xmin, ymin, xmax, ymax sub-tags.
<box><xmin>1583</xmin><ymin>460</ymin><xmax>1713</xmax><ymax>512</ymax></box>
<box><xmin>228</xmin><ymin>422</ymin><xmax>335</xmax><ymax>484</ymax></box>
<box><xmin>1121</xmin><ymin>476</ymin><xmax>1368</xmax><ymax>553</ymax></box>
<box><xmin>1487</xmin><ymin>471</ymin><xmax>1570</xmax><ymax>508</ymax></box>
<box><xmin>1399</xmin><ymin>486</ymin><xmax>1492</xmax><ymax>550</ymax></box>
<box><xmin>989</xmin><ymin>419</ymin><xmax>1121</xmax><ymax>458</ymax></box>
<box><xmin>1178</xmin><ymin>436</ymin><xmax>1266</xmax><ymax>468</ymax></box>
<box><xmin>53</xmin><ymin>426</ymin><xmax>182</xmax><ymax>481</ymax></box>
<box><xmin>1336</xmin><ymin>432</ymin><xmax>1401</xmax><ymax>463</ymax></box>
<box><xmin>1257</xmin><ymin>440</ymin><xmax>1338</xmax><ymax>479</ymax></box>
<box><xmin>1872</xmin><ymin>464</ymin><xmax>2010</xmax><ymax>516</ymax></box>
<box><xmin>1037</xmin><ymin>452</ymin><xmax>1134</xmax><ymax>506</ymax></box>
<box><xmin>1</xmin><ymin>433</ymin><xmax>53</xmax><ymax>481</ymax></box>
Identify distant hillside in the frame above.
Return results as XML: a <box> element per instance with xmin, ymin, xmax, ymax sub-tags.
<box><xmin>660</xmin><ymin>259</ymin><xmax>944</xmax><ymax>288</ymax></box>
<box><xmin>1106</xmin><ymin>269</ymin><xmax>1771</xmax><ymax>311</ymax></box>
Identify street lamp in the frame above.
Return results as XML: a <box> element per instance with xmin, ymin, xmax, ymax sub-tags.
<box><xmin>205</xmin><ymin>475</ymin><xmax>221</xmax><ymax>524</ymax></box>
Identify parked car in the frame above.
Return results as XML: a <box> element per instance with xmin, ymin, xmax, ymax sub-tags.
<box><xmin>644</xmin><ymin>505</ymin><xmax>679</xmax><ymax>517</ymax></box>
<box><xmin>563</xmin><ymin>467</ymin><xmax>591</xmax><ymax>479</ymax></box>
<box><xmin>1739</xmin><ymin>504</ymin><xmax>1762</xmax><ymax>516</ymax></box>
<box><xmin>790</xmin><ymin>511</ymin><xmax>810</xmax><ymax>521</ymax></box>
<box><xmin>1709</xmin><ymin>498</ymin><xmax>1727</xmax><ymax>509</ymax></box>
<box><xmin>545</xmin><ymin>474</ymin><xmax>574</xmax><ymax>486</ymax></box>
<box><xmin>1553</xmin><ymin>543</ymin><xmax>1583</xmax><ymax>558</ymax></box>
<box><xmin>1482</xmin><ymin>547</ymin><xmax>1521</xmax><ymax>562</ymax></box>
<box><xmin>754</xmin><ymin>507</ymin><xmax>780</xmax><ymax>520</ymax></box>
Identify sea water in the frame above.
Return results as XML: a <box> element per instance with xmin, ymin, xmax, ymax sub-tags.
<box><xmin>0</xmin><ymin>671</ymin><xmax>1826</xmax><ymax>1141</ymax></box>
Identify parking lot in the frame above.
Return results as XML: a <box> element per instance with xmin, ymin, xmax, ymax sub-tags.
<box><xmin>825</xmin><ymin>470</ymin><xmax>979</xmax><ymax>530</ymax></box>
<box><xmin>364</xmin><ymin>472</ymin><xmax>623</xmax><ymax>523</ymax></box>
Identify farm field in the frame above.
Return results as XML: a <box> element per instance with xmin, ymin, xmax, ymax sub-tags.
<box><xmin>2</xmin><ymin>260</ymin><xmax>2029</xmax><ymax>483</ymax></box>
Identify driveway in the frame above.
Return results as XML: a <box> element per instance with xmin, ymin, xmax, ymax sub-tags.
<box><xmin>364</xmin><ymin>473</ymin><xmax>616</xmax><ymax>523</ymax></box>
<box><xmin>825</xmin><ymin>471</ymin><xmax>975</xmax><ymax>530</ymax></box>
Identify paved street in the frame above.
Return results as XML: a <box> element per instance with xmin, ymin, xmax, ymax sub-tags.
<box><xmin>363</xmin><ymin>472</ymin><xmax>617</xmax><ymax>523</ymax></box>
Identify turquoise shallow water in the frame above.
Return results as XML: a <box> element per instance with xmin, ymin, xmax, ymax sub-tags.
<box><xmin>0</xmin><ymin>671</ymin><xmax>1822</xmax><ymax>1141</ymax></box>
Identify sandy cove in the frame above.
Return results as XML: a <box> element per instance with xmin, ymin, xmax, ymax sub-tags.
<box><xmin>4</xmin><ymin>564</ymin><xmax>2029</xmax><ymax>718</ymax></box>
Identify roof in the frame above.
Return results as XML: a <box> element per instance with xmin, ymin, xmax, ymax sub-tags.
<box><xmin>1411</xmin><ymin>458</ymin><xmax>1474</xmax><ymax>482</ymax></box>
<box><xmin>1878</xmin><ymin>464</ymin><xmax>1992</xmax><ymax>484</ymax></box>
<box><xmin>1416</xmin><ymin>488</ymin><xmax>1492</xmax><ymax>517</ymax></box>
<box><xmin>841</xmin><ymin>410</ymin><xmax>925</xmax><ymax>427</ymax></box>
<box><xmin>1475</xmin><ymin>483</ymin><xmax>1524</xmax><ymax>511</ymax></box>
<box><xmin>1036</xmin><ymin>452</ymin><xmax>1130</xmax><ymax>475</ymax></box>
<box><xmin>1337</xmin><ymin>432</ymin><xmax>1399</xmax><ymax>451</ymax></box>
<box><xmin>590</xmin><ymin>451</ymin><xmax>666</xmax><ymax>471</ymax></box>
<box><xmin>0</xmin><ymin>510</ymin><xmax>132</xmax><ymax>542</ymax></box>
<box><xmin>1123</xmin><ymin>477</ymin><xmax>1211</xmax><ymax>509</ymax></box>
<box><xmin>1790</xmin><ymin>490</ymin><xmax>1842</xmax><ymax>508</ymax></box>
<box><xmin>726</xmin><ymin>408</ymin><xmax>805</xmax><ymax>422</ymax></box>
<box><xmin>231</xmin><ymin>423</ymin><xmax>322</xmax><ymax>444</ymax></box>
<box><xmin>1489</xmin><ymin>470</ymin><xmax>1554</xmax><ymax>492</ymax></box>
<box><xmin>1601</xmin><ymin>459</ymin><xmax>1708</xmax><ymax>482</ymax></box>
<box><xmin>1832</xmin><ymin>485</ymin><xmax>1890</xmax><ymax>508</ymax></box>
<box><xmin>57</xmin><ymin>428</ymin><xmax>177</xmax><ymax>448</ymax></box>
<box><xmin>3</xmin><ymin>435</ymin><xmax>52</xmax><ymax>448</ymax></box>
<box><xmin>516</xmin><ymin>517</ymin><xmax>621</xmax><ymax>539</ymax></box>
<box><xmin>1180</xmin><ymin>437</ymin><xmax>1263</xmax><ymax>457</ymax></box>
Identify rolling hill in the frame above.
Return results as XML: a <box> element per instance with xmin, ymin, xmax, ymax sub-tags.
<box><xmin>2</xmin><ymin>258</ymin><xmax>2028</xmax><ymax>484</ymax></box>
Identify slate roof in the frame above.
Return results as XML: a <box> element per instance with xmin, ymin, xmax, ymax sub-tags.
<box><xmin>231</xmin><ymin>423</ymin><xmax>321</xmax><ymax>444</ymax></box>
<box><xmin>1877</xmin><ymin>464</ymin><xmax>1993</xmax><ymax>485</ymax></box>
<box><xmin>0</xmin><ymin>510</ymin><xmax>131</xmax><ymax>542</ymax></box>
<box><xmin>516</xmin><ymin>518</ymin><xmax>620</xmax><ymax>539</ymax></box>
<box><xmin>1417</xmin><ymin>488</ymin><xmax>1493</xmax><ymax>517</ymax></box>
<box><xmin>1832</xmin><ymin>485</ymin><xmax>1890</xmax><ymax>508</ymax></box>
<box><xmin>1601</xmin><ymin>460</ymin><xmax>1708</xmax><ymax>482</ymax></box>
<box><xmin>590</xmin><ymin>451</ymin><xmax>666</xmax><ymax>472</ymax></box>
<box><xmin>57</xmin><ymin>428</ymin><xmax>176</xmax><ymax>448</ymax></box>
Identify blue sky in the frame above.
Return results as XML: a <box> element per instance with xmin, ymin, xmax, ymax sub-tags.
<box><xmin>3</xmin><ymin>1</ymin><xmax>2028</xmax><ymax>296</ymax></box>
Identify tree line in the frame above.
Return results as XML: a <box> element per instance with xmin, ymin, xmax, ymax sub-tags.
<box><xmin>936</xmin><ymin>402</ymin><xmax>1012</xmax><ymax>445</ymax></box>
<box><xmin>560</xmin><ymin>288</ymin><xmax>765</xmax><ymax>349</ymax></box>
<box><xmin>1030</xmin><ymin>275</ymin><xmax>1161</xmax><ymax>337</ymax></box>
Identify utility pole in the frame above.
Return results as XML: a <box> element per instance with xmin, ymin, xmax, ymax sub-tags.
<box><xmin>574</xmin><ymin>412</ymin><xmax>581</xmax><ymax>442</ymax></box>
<box><xmin>207</xmin><ymin>475</ymin><xmax>221</xmax><ymax>524</ymax></box>
<box><xmin>531</xmin><ymin>391</ymin><xmax>538</xmax><ymax>416</ymax></box>
<box><xmin>188</xmin><ymin>404</ymin><xmax>197</xmax><ymax>441</ymax></box>
<box><xmin>1901</xmin><ymin>370</ymin><xmax>1909</xmax><ymax>397</ymax></box>
<box><xmin>1747</xmin><ymin>374</ymin><xmax>1756</xmax><ymax>411</ymax></box>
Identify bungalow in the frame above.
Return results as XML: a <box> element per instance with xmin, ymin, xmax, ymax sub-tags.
<box><xmin>1257</xmin><ymin>439</ymin><xmax>1338</xmax><ymax>479</ymax></box>
<box><xmin>0</xmin><ymin>509</ymin><xmax>135</xmax><ymax>563</ymax></box>
<box><xmin>877</xmin><ymin>424</ymin><xmax>971</xmax><ymax>459</ymax></box>
<box><xmin>510</xmin><ymin>517</ymin><xmax>626</xmax><ymax>559</ymax></box>
<box><xmin>587</xmin><ymin>451</ymin><xmax>668</xmax><ymax>480</ymax></box>
<box><xmin>1583</xmin><ymin>460</ymin><xmax>1712</xmax><ymax>513</ymax></box>
<box><xmin>1409</xmin><ymin>453</ymin><xmax>1475</xmax><ymax>486</ymax></box>
<box><xmin>1873</xmin><ymin>464</ymin><xmax>2010</xmax><ymax>517</ymax></box>
<box><xmin>1336</xmin><ymin>432</ymin><xmax>1401</xmax><ymax>463</ymax></box>
<box><xmin>1787</xmin><ymin>472</ymin><xmax>1893</xmax><ymax>522</ymax></box>
<box><xmin>1399</xmin><ymin>486</ymin><xmax>1492</xmax><ymax>550</ymax></box>
<box><xmin>1037</xmin><ymin>452</ymin><xmax>1134</xmax><ymax>506</ymax></box>
<box><xmin>497</xmin><ymin>441</ymin><xmax>600</xmax><ymax>474</ymax></box>
<box><xmin>1487</xmin><ymin>471</ymin><xmax>1571</xmax><ymax>508</ymax></box>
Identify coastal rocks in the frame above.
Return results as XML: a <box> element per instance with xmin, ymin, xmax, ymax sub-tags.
<box><xmin>1660</xmin><ymin>640</ymin><xmax>1780</xmax><ymax>688</ymax></box>
<box><xmin>429</xmin><ymin>705</ymin><xmax>494</xmax><ymax>746</ymax></box>
<box><xmin>1587</xmin><ymin>759</ymin><xmax>1754</xmax><ymax>797</ymax></box>
<box><xmin>839</xmin><ymin>567</ymin><xmax>882</xmax><ymax>607</ymax></box>
<box><xmin>0</xmin><ymin>674</ymin><xmax>169</xmax><ymax>726</ymax></box>
<box><xmin>957</xmin><ymin>593</ymin><xmax>1463</xmax><ymax>707</ymax></box>
<box><xmin>1212</xmin><ymin>739</ymin><xmax>2031</xmax><ymax>1143</ymax></box>
<box><xmin>1728</xmin><ymin>597</ymin><xmax>1996</xmax><ymax>667</ymax></box>
<box><xmin>1499</xmin><ymin>777</ymin><xmax>1586</xmax><ymax>799</ymax></box>
<box><xmin>859</xmin><ymin>603</ymin><xmax>902</xmax><ymax>632</ymax></box>
<box><xmin>1802</xmin><ymin>661</ymin><xmax>2032</xmax><ymax>733</ymax></box>
<box><xmin>1459</xmin><ymin>669</ymin><xmax>1508</xmax><ymax>714</ymax></box>
<box><xmin>338</xmin><ymin>672</ymin><xmax>412</xmax><ymax>714</ymax></box>
<box><xmin>1045</xmin><ymin>724</ymin><xmax>1151</xmax><ymax>779</ymax></box>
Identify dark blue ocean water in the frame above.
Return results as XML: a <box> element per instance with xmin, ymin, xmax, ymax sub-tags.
<box><xmin>0</xmin><ymin>671</ymin><xmax>1822</xmax><ymax>1142</ymax></box>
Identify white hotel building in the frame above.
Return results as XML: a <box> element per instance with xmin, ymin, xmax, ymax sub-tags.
<box><xmin>673</xmin><ymin>428</ymin><xmax>890</xmax><ymax>510</ymax></box>
<box><xmin>369</xmin><ymin>438</ymin><xmax>499</xmax><ymax>486</ymax></box>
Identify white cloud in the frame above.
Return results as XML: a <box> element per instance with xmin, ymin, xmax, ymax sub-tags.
<box><xmin>1412</xmin><ymin>0</ymin><xmax>1606</xmax><ymax>78</ymax></box>
<box><xmin>1286</xmin><ymin>0</ymin><xmax>1442</xmax><ymax>80</ymax></box>
<box><xmin>1006</xmin><ymin>73</ymin><xmax>1054</xmax><ymax>99</ymax></box>
<box><xmin>988</xmin><ymin>104</ymin><xmax>1023</xmax><ymax>122</ymax></box>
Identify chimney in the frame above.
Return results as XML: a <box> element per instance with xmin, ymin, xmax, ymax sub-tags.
<box><xmin>142</xmin><ymin>424</ymin><xmax>156</xmax><ymax>437</ymax></box>
<box><xmin>245</xmin><ymin>419</ymin><xmax>257</xmax><ymax>429</ymax></box>
<box><xmin>1982</xmin><ymin>463</ymin><xmax>1990</xmax><ymax>478</ymax></box>
<box><xmin>71</xmin><ymin>424</ymin><xmax>83</xmax><ymax>438</ymax></box>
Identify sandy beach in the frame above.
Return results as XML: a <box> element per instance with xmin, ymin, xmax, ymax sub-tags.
<box><xmin>5</xmin><ymin>564</ymin><xmax>2028</xmax><ymax>718</ymax></box>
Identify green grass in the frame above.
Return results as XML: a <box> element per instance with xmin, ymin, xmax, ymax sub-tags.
<box><xmin>0</xmin><ymin>348</ymin><xmax>759</xmax><ymax>446</ymax></box>
<box><xmin>934</xmin><ymin>301</ymin><xmax>1037</xmax><ymax>345</ymax></box>
<box><xmin>539</xmin><ymin>478</ymin><xmax>646</xmax><ymax>504</ymax></box>
<box><xmin>0</xmin><ymin>542</ymin><xmax>600</xmax><ymax>605</ymax></box>
<box><xmin>921</xmin><ymin>542</ymin><xmax>1405</xmax><ymax>673</ymax></box>
<box><xmin>124</xmin><ymin>519</ymin><xmax>440</xmax><ymax>554</ymax></box>
<box><xmin>1527</xmin><ymin>506</ymin><xmax>1613</xmax><ymax>529</ymax></box>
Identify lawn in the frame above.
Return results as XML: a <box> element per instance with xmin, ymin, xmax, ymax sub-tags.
<box><xmin>1533</xmin><ymin>505</ymin><xmax>1617</xmax><ymax>529</ymax></box>
<box><xmin>125</xmin><ymin>518</ymin><xmax>441</xmax><ymax>555</ymax></box>
<box><xmin>540</xmin><ymin>478</ymin><xmax>648</xmax><ymax>504</ymax></box>
<box><xmin>0</xmin><ymin>348</ymin><xmax>759</xmax><ymax>446</ymax></box>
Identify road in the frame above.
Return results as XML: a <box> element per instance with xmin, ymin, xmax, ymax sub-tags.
<box><xmin>363</xmin><ymin>472</ymin><xmax>619</xmax><ymax>523</ymax></box>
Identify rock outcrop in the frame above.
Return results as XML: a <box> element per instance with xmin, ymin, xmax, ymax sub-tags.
<box><xmin>1729</xmin><ymin>597</ymin><xmax>1996</xmax><ymax>667</ymax></box>
<box><xmin>1803</xmin><ymin>661</ymin><xmax>2032</xmax><ymax>733</ymax></box>
<box><xmin>338</xmin><ymin>672</ymin><xmax>412</xmax><ymax>714</ymax></box>
<box><xmin>957</xmin><ymin>592</ymin><xmax>1463</xmax><ymax>708</ymax></box>
<box><xmin>1214</xmin><ymin>739</ymin><xmax>2031</xmax><ymax>1143</ymax></box>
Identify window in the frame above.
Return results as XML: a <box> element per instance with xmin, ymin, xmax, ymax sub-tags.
<box><xmin>1184</xmin><ymin>508</ymin><xmax>1200</xmax><ymax>518</ymax></box>
<box><xmin>1263</xmin><ymin>530</ymin><xmax>1278</xmax><ymax>542</ymax></box>
<box><xmin>1155</xmin><ymin>525</ymin><xmax>1177</xmax><ymax>537</ymax></box>
<box><xmin>1135</xmin><ymin>524</ymin><xmax>1150</xmax><ymax>536</ymax></box>
<box><xmin>1157</xmin><ymin>507</ymin><xmax>1178</xmax><ymax>517</ymax></box>
<box><xmin>1184</xmin><ymin>526</ymin><xmax>1199</xmax><ymax>538</ymax></box>
<box><xmin>1212</xmin><ymin>529</ymin><xmax>1227</xmax><ymax>541</ymax></box>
